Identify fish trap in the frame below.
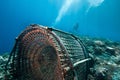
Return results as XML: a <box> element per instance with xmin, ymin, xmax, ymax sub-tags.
<box><xmin>5</xmin><ymin>24</ymin><xmax>91</xmax><ymax>80</ymax></box>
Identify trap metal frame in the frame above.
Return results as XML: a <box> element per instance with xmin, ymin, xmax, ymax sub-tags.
<box><xmin>5</xmin><ymin>24</ymin><xmax>90</xmax><ymax>80</ymax></box>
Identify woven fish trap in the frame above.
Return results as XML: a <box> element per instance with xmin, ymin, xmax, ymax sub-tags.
<box><xmin>5</xmin><ymin>24</ymin><xmax>90</xmax><ymax>80</ymax></box>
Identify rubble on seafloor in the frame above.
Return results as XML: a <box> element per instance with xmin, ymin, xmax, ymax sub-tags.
<box><xmin>80</xmin><ymin>36</ymin><xmax>120</xmax><ymax>80</ymax></box>
<box><xmin>0</xmin><ymin>36</ymin><xmax>120</xmax><ymax>80</ymax></box>
<box><xmin>0</xmin><ymin>53</ymin><xmax>9</xmax><ymax>80</ymax></box>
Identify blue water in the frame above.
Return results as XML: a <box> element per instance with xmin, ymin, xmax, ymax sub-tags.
<box><xmin>0</xmin><ymin>0</ymin><xmax>120</xmax><ymax>54</ymax></box>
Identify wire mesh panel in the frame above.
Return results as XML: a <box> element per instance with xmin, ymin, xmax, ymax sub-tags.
<box><xmin>5</xmin><ymin>24</ymin><xmax>90</xmax><ymax>80</ymax></box>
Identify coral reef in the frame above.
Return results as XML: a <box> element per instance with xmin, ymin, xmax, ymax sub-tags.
<box><xmin>80</xmin><ymin>36</ymin><xmax>120</xmax><ymax>80</ymax></box>
<box><xmin>0</xmin><ymin>53</ymin><xmax>9</xmax><ymax>80</ymax></box>
<box><xmin>0</xmin><ymin>36</ymin><xmax>120</xmax><ymax>80</ymax></box>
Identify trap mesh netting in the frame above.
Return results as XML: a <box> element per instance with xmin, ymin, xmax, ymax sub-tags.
<box><xmin>5</xmin><ymin>24</ymin><xmax>90</xmax><ymax>80</ymax></box>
